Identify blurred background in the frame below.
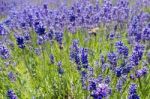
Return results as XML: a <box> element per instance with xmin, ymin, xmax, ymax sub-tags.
<box><xmin>0</xmin><ymin>0</ymin><xmax>76</xmax><ymax>17</ymax></box>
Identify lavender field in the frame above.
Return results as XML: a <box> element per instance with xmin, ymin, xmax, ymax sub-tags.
<box><xmin>0</xmin><ymin>0</ymin><xmax>150</xmax><ymax>99</ymax></box>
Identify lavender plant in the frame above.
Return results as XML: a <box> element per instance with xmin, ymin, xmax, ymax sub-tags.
<box><xmin>0</xmin><ymin>0</ymin><xmax>150</xmax><ymax>99</ymax></box>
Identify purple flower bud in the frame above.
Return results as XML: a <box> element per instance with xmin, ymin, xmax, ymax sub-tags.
<box><xmin>55</xmin><ymin>32</ymin><xmax>63</xmax><ymax>45</ymax></box>
<box><xmin>104</xmin><ymin>76</ymin><xmax>111</xmax><ymax>84</ymax></box>
<box><xmin>129</xmin><ymin>84</ymin><xmax>137</xmax><ymax>94</ymax></box>
<box><xmin>115</xmin><ymin>41</ymin><xmax>129</xmax><ymax>57</ymax></box>
<box><xmin>24</xmin><ymin>32</ymin><xmax>31</xmax><ymax>41</ymax></box>
<box><xmin>107</xmin><ymin>52</ymin><xmax>117</xmax><ymax>65</ymax></box>
<box><xmin>15</xmin><ymin>35</ymin><xmax>25</xmax><ymax>49</ymax></box>
<box><xmin>135</xmin><ymin>69</ymin><xmax>143</xmax><ymax>78</ymax></box>
<box><xmin>49</xmin><ymin>54</ymin><xmax>54</xmax><ymax>64</ymax></box>
<box><xmin>142</xmin><ymin>25</ymin><xmax>150</xmax><ymax>41</ymax></box>
<box><xmin>128</xmin><ymin>84</ymin><xmax>140</xmax><ymax>99</ymax></box>
<box><xmin>88</xmin><ymin>78</ymin><xmax>97</xmax><ymax>91</ymax></box>
<box><xmin>130</xmin><ymin>44</ymin><xmax>144</xmax><ymax>66</ymax></box>
<box><xmin>116</xmin><ymin>78</ymin><xmax>123</xmax><ymax>92</ymax></box>
<box><xmin>116</xmin><ymin>75</ymin><xmax>127</xmax><ymax>92</ymax></box>
<box><xmin>8</xmin><ymin>72</ymin><xmax>16</xmax><ymax>82</ymax></box>
<box><xmin>48</xmin><ymin>30</ymin><xmax>54</xmax><ymax>40</ymax></box>
<box><xmin>35</xmin><ymin>26</ymin><xmax>46</xmax><ymax>36</ymax></box>
<box><xmin>81</xmin><ymin>48</ymin><xmax>88</xmax><ymax>68</ymax></box>
<box><xmin>7</xmin><ymin>89</ymin><xmax>18</xmax><ymax>99</ymax></box>
<box><xmin>109</xmin><ymin>32</ymin><xmax>115</xmax><ymax>40</ymax></box>
<box><xmin>130</xmin><ymin>74</ymin><xmax>135</xmax><ymax>80</ymax></box>
<box><xmin>136</xmin><ymin>67</ymin><xmax>148</xmax><ymax>78</ymax></box>
<box><xmin>57</xmin><ymin>61</ymin><xmax>64</xmax><ymax>75</ymax></box>
<box><xmin>115</xmin><ymin>67</ymin><xmax>122</xmax><ymax>77</ymax></box>
<box><xmin>0</xmin><ymin>45</ymin><xmax>10</xmax><ymax>59</ymax></box>
<box><xmin>141</xmin><ymin>67</ymin><xmax>148</xmax><ymax>75</ymax></box>
<box><xmin>57</xmin><ymin>61</ymin><xmax>62</xmax><ymax>67</ymax></box>
<box><xmin>91</xmin><ymin>83</ymin><xmax>111</xmax><ymax>98</ymax></box>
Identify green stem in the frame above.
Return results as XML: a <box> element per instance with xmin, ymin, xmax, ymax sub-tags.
<box><xmin>122</xmin><ymin>81</ymin><xmax>130</xmax><ymax>95</ymax></box>
<box><xmin>23</xmin><ymin>49</ymin><xmax>32</xmax><ymax>78</ymax></box>
<box><xmin>138</xmin><ymin>78</ymin><xmax>142</xmax><ymax>89</ymax></box>
<box><xmin>41</xmin><ymin>45</ymin><xmax>46</xmax><ymax>79</ymax></box>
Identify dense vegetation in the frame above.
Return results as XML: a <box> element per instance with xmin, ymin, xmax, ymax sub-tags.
<box><xmin>0</xmin><ymin>0</ymin><xmax>150</xmax><ymax>99</ymax></box>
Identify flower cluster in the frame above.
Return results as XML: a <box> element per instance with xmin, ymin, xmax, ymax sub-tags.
<box><xmin>142</xmin><ymin>23</ymin><xmax>150</xmax><ymax>41</ymax></box>
<box><xmin>115</xmin><ymin>41</ymin><xmax>129</xmax><ymax>57</ymax></box>
<box><xmin>15</xmin><ymin>35</ymin><xmax>25</xmax><ymax>49</ymax></box>
<box><xmin>7</xmin><ymin>89</ymin><xmax>18</xmax><ymax>99</ymax></box>
<box><xmin>0</xmin><ymin>44</ymin><xmax>10</xmax><ymax>59</ymax></box>
<box><xmin>107</xmin><ymin>52</ymin><xmax>117</xmax><ymax>66</ymax></box>
<box><xmin>130</xmin><ymin>44</ymin><xmax>145</xmax><ymax>66</ymax></box>
<box><xmin>90</xmin><ymin>76</ymin><xmax>111</xmax><ymax>99</ymax></box>
<box><xmin>135</xmin><ymin>67</ymin><xmax>148</xmax><ymax>78</ymax></box>
<box><xmin>0</xmin><ymin>0</ymin><xmax>149</xmax><ymax>98</ymax></box>
<box><xmin>128</xmin><ymin>84</ymin><xmax>140</xmax><ymax>99</ymax></box>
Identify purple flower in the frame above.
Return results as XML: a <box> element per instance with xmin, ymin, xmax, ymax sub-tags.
<box><xmin>135</xmin><ymin>67</ymin><xmax>148</xmax><ymax>78</ymax></box>
<box><xmin>69</xmin><ymin>15</ymin><xmax>76</xmax><ymax>22</ymax></box>
<box><xmin>122</xmin><ymin>64</ymin><xmax>132</xmax><ymax>74</ymax></box>
<box><xmin>109</xmin><ymin>32</ymin><xmax>115</xmax><ymax>40</ymax></box>
<box><xmin>115</xmin><ymin>67</ymin><xmax>122</xmax><ymax>77</ymax></box>
<box><xmin>48</xmin><ymin>30</ymin><xmax>54</xmax><ymax>40</ymax></box>
<box><xmin>135</xmin><ymin>70</ymin><xmax>143</xmax><ymax>78</ymax></box>
<box><xmin>128</xmin><ymin>15</ymin><xmax>142</xmax><ymax>42</ymax></box>
<box><xmin>104</xmin><ymin>76</ymin><xmax>111</xmax><ymax>84</ymax></box>
<box><xmin>49</xmin><ymin>54</ymin><xmax>54</xmax><ymax>64</ymax></box>
<box><xmin>70</xmin><ymin>40</ymin><xmax>81</xmax><ymax>68</ymax></box>
<box><xmin>128</xmin><ymin>94</ymin><xmax>140</xmax><ymax>99</ymax></box>
<box><xmin>115</xmin><ymin>41</ymin><xmax>129</xmax><ymax>57</ymax></box>
<box><xmin>58</xmin><ymin>67</ymin><xmax>64</xmax><ymax>75</ymax></box>
<box><xmin>107</xmin><ymin>52</ymin><xmax>117</xmax><ymax>65</ymax></box>
<box><xmin>43</xmin><ymin>4</ymin><xmax>48</xmax><ymax>9</ymax></box>
<box><xmin>8</xmin><ymin>72</ymin><xmax>16</xmax><ymax>82</ymax></box>
<box><xmin>91</xmin><ymin>83</ymin><xmax>111</xmax><ymax>99</ymax></box>
<box><xmin>24</xmin><ymin>32</ymin><xmax>31</xmax><ymax>41</ymax></box>
<box><xmin>130</xmin><ymin>44</ymin><xmax>144</xmax><ymax>66</ymax></box>
<box><xmin>57</xmin><ymin>61</ymin><xmax>62</xmax><ymax>67</ymax></box>
<box><xmin>142</xmin><ymin>25</ymin><xmax>150</xmax><ymax>41</ymax></box>
<box><xmin>0</xmin><ymin>45</ymin><xmax>10</xmax><ymax>59</ymax></box>
<box><xmin>0</xmin><ymin>24</ymin><xmax>7</xmax><ymax>35</ymax></box>
<box><xmin>130</xmin><ymin>74</ymin><xmax>135</xmax><ymax>80</ymax></box>
<box><xmin>129</xmin><ymin>84</ymin><xmax>137</xmax><ymax>94</ymax></box>
<box><xmin>7</xmin><ymin>89</ymin><xmax>18</xmax><ymax>99</ymax></box>
<box><xmin>55</xmin><ymin>32</ymin><xmax>63</xmax><ymax>45</ymax></box>
<box><xmin>81</xmin><ymin>70</ymin><xmax>88</xmax><ymax>89</ymax></box>
<box><xmin>88</xmin><ymin>66</ymin><xmax>94</xmax><ymax>77</ymax></box>
<box><xmin>128</xmin><ymin>84</ymin><xmax>140</xmax><ymax>99</ymax></box>
<box><xmin>116</xmin><ymin>78</ymin><xmax>123</xmax><ymax>92</ymax></box>
<box><xmin>101</xmin><ymin>63</ymin><xmax>109</xmax><ymax>72</ymax></box>
<box><xmin>116</xmin><ymin>75</ymin><xmax>127</xmax><ymax>92</ymax></box>
<box><xmin>15</xmin><ymin>35</ymin><xmax>25</xmax><ymax>49</ymax></box>
<box><xmin>57</xmin><ymin>61</ymin><xmax>64</xmax><ymax>75</ymax></box>
<box><xmin>101</xmin><ymin>0</ymin><xmax>113</xmax><ymax>23</ymax></box>
<box><xmin>141</xmin><ymin>67</ymin><xmax>148</xmax><ymax>75</ymax></box>
<box><xmin>81</xmin><ymin>48</ymin><xmax>88</xmax><ymax>68</ymax></box>
<box><xmin>35</xmin><ymin>26</ymin><xmax>46</xmax><ymax>36</ymax></box>
<box><xmin>88</xmin><ymin>78</ymin><xmax>97</xmax><ymax>91</ymax></box>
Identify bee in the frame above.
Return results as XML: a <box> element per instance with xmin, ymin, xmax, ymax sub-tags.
<box><xmin>88</xmin><ymin>27</ymin><xmax>99</xmax><ymax>36</ymax></box>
